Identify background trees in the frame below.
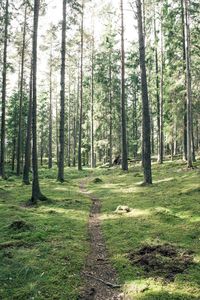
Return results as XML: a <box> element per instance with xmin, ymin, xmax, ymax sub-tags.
<box><xmin>0</xmin><ymin>0</ymin><xmax>199</xmax><ymax>188</ymax></box>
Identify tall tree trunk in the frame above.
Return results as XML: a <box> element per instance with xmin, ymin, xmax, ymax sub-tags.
<box><xmin>78</xmin><ymin>4</ymin><xmax>84</xmax><ymax>171</ymax></box>
<box><xmin>48</xmin><ymin>48</ymin><xmax>53</xmax><ymax>169</ymax></box>
<box><xmin>184</xmin><ymin>0</ymin><xmax>193</xmax><ymax>168</ymax></box>
<box><xmin>154</xmin><ymin>14</ymin><xmax>161</xmax><ymax>161</ymax></box>
<box><xmin>56</xmin><ymin>96</ymin><xmax>59</xmax><ymax>164</ymax></box>
<box><xmin>57</xmin><ymin>0</ymin><xmax>66</xmax><ymax>181</ymax></box>
<box><xmin>132</xmin><ymin>90</ymin><xmax>138</xmax><ymax>158</ymax></box>
<box><xmin>31</xmin><ymin>0</ymin><xmax>46</xmax><ymax>202</ymax></box>
<box><xmin>67</xmin><ymin>73</ymin><xmax>71</xmax><ymax>167</ymax></box>
<box><xmin>120</xmin><ymin>0</ymin><xmax>128</xmax><ymax>171</ymax></box>
<box><xmin>181</xmin><ymin>0</ymin><xmax>187</xmax><ymax>161</ymax></box>
<box><xmin>11</xmin><ymin>137</ymin><xmax>16</xmax><ymax>172</ymax></box>
<box><xmin>0</xmin><ymin>0</ymin><xmax>9</xmax><ymax>179</ymax></box>
<box><xmin>90</xmin><ymin>36</ymin><xmax>95</xmax><ymax>168</ymax></box>
<box><xmin>158</xmin><ymin>7</ymin><xmax>164</xmax><ymax>164</ymax></box>
<box><xmin>73</xmin><ymin>65</ymin><xmax>80</xmax><ymax>167</ymax></box>
<box><xmin>23</xmin><ymin>66</ymin><xmax>32</xmax><ymax>185</ymax></box>
<box><xmin>137</xmin><ymin>0</ymin><xmax>152</xmax><ymax>184</ymax></box>
<box><xmin>17</xmin><ymin>4</ymin><xmax>27</xmax><ymax>176</ymax></box>
<box><xmin>108</xmin><ymin>48</ymin><xmax>113</xmax><ymax>167</ymax></box>
<box><xmin>40</xmin><ymin>126</ymin><xmax>44</xmax><ymax>166</ymax></box>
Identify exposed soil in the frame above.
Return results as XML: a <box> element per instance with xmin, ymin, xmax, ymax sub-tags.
<box><xmin>79</xmin><ymin>181</ymin><xmax>122</xmax><ymax>300</ymax></box>
<box><xmin>128</xmin><ymin>244</ymin><xmax>193</xmax><ymax>281</ymax></box>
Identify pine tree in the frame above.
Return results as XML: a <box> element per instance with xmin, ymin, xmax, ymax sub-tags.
<box><xmin>137</xmin><ymin>0</ymin><xmax>152</xmax><ymax>184</ymax></box>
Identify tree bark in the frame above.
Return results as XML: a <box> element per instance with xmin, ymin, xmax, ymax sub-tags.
<box><xmin>31</xmin><ymin>0</ymin><xmax>46</xmax><ymax>202</ymax></box>
<box><xmin>67</xmin><ymin>73</ymin><xmax>71</xmax><ymax>167</ymax></box>
<box><xmin>23</xmin><ymin>66</ymin><xmax>32</xmax><ymax>185</ymax></box>
<box><xmin>137</xmin><ymin>0</ymin><xmax>152</xmax><ymax>184</ymax></box>
<box><xmin>184</xmin><ymin>0</ymin><xmax>193</xmax><ymax>168</ymax></box>
<box><xmin>0</xmin><ymin>0</ymin><xmax>9</xmax><ymax>179</ymax></box>
<box><xmin>90</xmin><ymin>36</ymin><xmax>95</xmax><ymax>168</ymax></box>
<box><xmin>108</xmin><ymin>47</ymin><xmax>113</xmax><ymax>167</ymax></box>
<box><xmin>154</xmin><ymin>12</ymin><xmax>161</xmax><ymax>161</ymax></box>
<box><xmin>120</xmin><ymin>0</ymin><xmax>128</xmax><ymax>171</ymax></box>
<box><xmin>181</xmin><ymin>0</ymin><xmax>187</xmax><ymax>161</ymax></box>
<box><xmin>48</xmin><ymin>48</ymin><xmax>53</xmax><ymax>169</ymax></box>
<box><xmin>158</xmin><ymin>6</ymin><xmax>164</xmax><ymax>164</ymax></box>
<box><xmin>57</xmin><ymin>0</ymin><xmax>66</xmax><ymax>181</ymax></box>
<box><xmin>17</xmin><ymin>4</ymin><xmax>27</xmax><ymax>176</ymax></box>
<box><xmin>78</xmin><ymin>3</ymin><xmax>84</xmax><ymax>171</ymax></box>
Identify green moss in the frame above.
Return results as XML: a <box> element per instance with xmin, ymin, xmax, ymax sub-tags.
<box><xmin>0</xmin><ymin>167</ymin><xmax>91</xmax><ymax>299</ymax></box>
<box><xmin>88</xmin><ymin>160</ymin><xmax>200</xmax><ymax>299</ymax></box>
<box><xmin>0</xmin><ymin>161</ymin><xmax>200</xmax><ymax>299</ymax></box>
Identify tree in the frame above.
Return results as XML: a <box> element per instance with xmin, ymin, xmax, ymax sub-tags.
<box><xmin>48</xmin><ymin>46</ymin><xmax>53</xmax><ymax>169</ymax></box>
<box><xmin>0</xmin><ymin>0</ymin><xmax>9</xmax><ymax>179</ymax></box>
<box><xmin>23</xmin><ymin>66</ymin><xmax>32</xmax><ymax>185</ymax></box>
<box><xmin>184</xmin><ymin>0</ymin><xmax>193</xmax><ymax>168</ymax></box>
<box><xmin>30</xmin><ymin>0</ymin><xmax>46</xmax><ymax>203</ymax></box>
<box><xmin>16</xmin><ymin>3</ymin><xmax>28</xmax><ymax>176</ymax></box>
<box><xmin>90</xmin><ymin>34</ymin><xmax>95</xmax><ymax>168</ymax></box>
<box><xmin>120</xmin><ymin>0</ymin><xmax>128</xmax><ymax>171</ymax></box>
<box><xmin>137</xmin><ymin>0</ymin><xmax>152</xmax><ymax>184</ymax></box>
<box><xmin>78</xmin><ymin>1</ymin><xmax>84</xmax><ymax>171</ymax></box>
<box><xmin>158</xmin><ymin>4</ymin><xmax>164</xmax><ymax>164</ymax></box>
<box><xmin>57</xmin><ymin>0</ymin><xmax>67</xmax><ymax>181</ymax></box>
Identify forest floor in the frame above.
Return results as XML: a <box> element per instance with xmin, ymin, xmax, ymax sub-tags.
<box><xmin>0</xmin><ymin>159</ymin><xmax>200</xmax><ymax>299</ymax></box>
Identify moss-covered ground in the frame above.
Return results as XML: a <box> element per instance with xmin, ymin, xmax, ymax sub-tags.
<box><xmin>88</xmin><ymin>160</ymin><xmax>200</xmax><ymax>299</ymax></box>
<box><xmin>0</xmin><ymin>160</ymin><xmax>200</xmax><ymax>299</ymax></box>
<box><xmin>0</xmin><ymin>167</ymin><xmax>91</xmax><ymax>299</ymax></box>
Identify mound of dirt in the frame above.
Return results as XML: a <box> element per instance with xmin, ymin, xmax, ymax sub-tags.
<box><xmin>9</xmin><ymin>220</ymin><xmax>32</xmax><ymax>231</ymax></box>
<box><xmin>93</xmin><ymin>178</ymin><xmax>103</xmax><ymax>184</ymax></box>
<box><xmin>128</xmin><ymin>244</ymin><xmax>193</xmax><ymax>281</ymax></box>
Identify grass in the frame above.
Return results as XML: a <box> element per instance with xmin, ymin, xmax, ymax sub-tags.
<box><xmin>88</xmin><ymin>160</ymin><xmax>200</xmax><ymax>299</ymax></box>
<box><xmin>0</xmin><ymin>160</ymin><xmax>200</xmax><ymax>299</ymax></box>
<box><xmin>0</xmin><ymin>166</ymin><xmax>91</xmax><ymax>300</ymax></box>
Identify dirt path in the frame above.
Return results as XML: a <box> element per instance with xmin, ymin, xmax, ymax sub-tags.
<box><xmin>79</xmin><ymin>181</ymin><xmax>122</xmax><ymax>300</ymax></box>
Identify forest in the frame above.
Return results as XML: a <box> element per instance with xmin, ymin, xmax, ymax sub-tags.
<box><xmin>0</xmin><ymin>0</ymin><xmax>200</xmax><ymax>299</ymax></box>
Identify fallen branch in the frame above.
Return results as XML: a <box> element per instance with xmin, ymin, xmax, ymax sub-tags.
<box><xmin>82</xmin><ymin>272</ymin><xmax>121</xmax><ymax>289</ymax></box>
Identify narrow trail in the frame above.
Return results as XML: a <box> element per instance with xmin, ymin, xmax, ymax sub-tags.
<box><xmin>79</xmin><ymin>181</ymin><xmax>122</xmax><ymax>300</ymax></box>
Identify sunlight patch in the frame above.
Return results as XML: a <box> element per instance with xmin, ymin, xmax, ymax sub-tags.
<box><xmin>100</xmin><ymin>208</ymin><xmax>151</xmax><ymax>220</ymax></box>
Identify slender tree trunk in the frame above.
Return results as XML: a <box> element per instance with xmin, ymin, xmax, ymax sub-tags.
<box><xmin>90</xmin><ymin>36</ymin><xmax>95</xmax><ymax>168</ymax></box>
<box><xmin>137</xmin><ymin>0</ymin><xmax>152</xmax><ymax>184</ymax></box>
<box><xmin>56</xmin><ymin>95</ymin><xmax>59</xmax><ymax>164</ymax></box>
<box><xmin>191</xmin><ymin>118</ymin><xmax>196</xmax><ymax>162</ymax></box>
<box><xmin>132</xmin><ymin>90</ymin><xmax>138</xmax><ymax>158</ymax></box>
<box><xmin>120</xmin><ymin>0</ymin><xmax>128</xmax><ymax>171</ymax></box>
<box><xmin>78</xmin><ymin>4</ymin><xmax>84</xmax><ymax>171</ymax></box>
<box><xmin>73</xmin><ymin>65</ymin><xmax>80</xmax><ymax>167</ymax></box>
<box><xmin>158</xmin><ymin>7</ymin><xmax>164</xmax><ymax>164</ymax></box>
<box><xmin>31</xmin><ymin>0</ymin><xmax>46</xmax><ymax>202</ymax></box>
<box><xmin>67</xmin><ymin>73</ymin><xmax>71</xmax><ymax>167</ymax></box>
<box><xmin>40</xmin><ymin>126</ymin><xmax>44</xmax><ymax>166</ymax></box>
<box><xmin>150</xmin><ymin>96</ymin><xmax>154</xmax><ymax>155</ymax></box>
<box><xmin>57</xmin><ymin>0</ymin><xmax>66</xmax><ymax>181</ymax></box>
<box><xmin>154</xmin><ymin>13</ymin><xmax>161</xmax><ymax>160</ymax></box>
<box><xmin>17</xmin><ymin>4</ymin><xmax>27</xmax><ymax>176</ymax></box>
<box><xmin>48</xmin><ymin>48</ymin><xmax>53</xmax><ymax>169</ymax></box>
<box><xmin>11</xmin><ymin>138</ymin><xmax>16</xmax><ymax>172</ymax></box>
<box><xmin>184</xmin><ymin>0</ymin><xmax>193</xmax><ymax>168</ymax></box>
<box><xmin>23</xmin><ymin>66</ymin><xmax>32</xmax><ymax>185</ymax></box>
<box><xmin>0</xmin><ymin>0</ymin><xmax>9</xmax><ymax>179</ymax></box>
<box><xmin>108</xmin><ymin>49</ymin><xmax>113</xmax><ymax>167</ymax></box>
<box><xmin>181</xmin><ymin>0</ymin><xmax>187</xmax><ymax>161</ymax></box>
